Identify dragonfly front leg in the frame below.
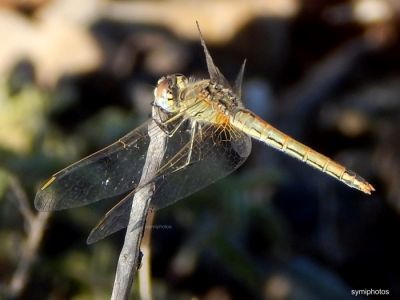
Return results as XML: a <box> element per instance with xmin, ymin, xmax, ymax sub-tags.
<box><xmin>154</xmin><ymin>115</ymin><xmax>187</xmax><ymax>138</ymax></box>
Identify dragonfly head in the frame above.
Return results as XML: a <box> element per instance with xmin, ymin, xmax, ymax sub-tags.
<box><xmin>154</xmin><ymin>74</ymin><xmax>188</xmax><ymax>113</ymax></box>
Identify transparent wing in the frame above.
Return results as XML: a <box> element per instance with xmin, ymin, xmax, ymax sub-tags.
<box><xmin>196</xmin><ymin>21</ymin><xmax>231</xmax><ymax>88</ymax></box>
<box><xmin>234</xmin><ymin>59</ymin><xmax>246</xmax><ymax>100</ymax></box>
<box><xmin>35</xmin><ymin>121</ymin><xmax>157</xmax><ymax>211</ymax></box>
<box><xmin>87</xmin><ymin>123</ymin><xmax>251</xmax><ymax>243</ymax></box>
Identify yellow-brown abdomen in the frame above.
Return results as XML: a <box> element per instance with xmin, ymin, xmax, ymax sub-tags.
<box><xmin>230</xmin><ymin>109</ymin><xmax>374</xmax><ymax>194</ymax></box>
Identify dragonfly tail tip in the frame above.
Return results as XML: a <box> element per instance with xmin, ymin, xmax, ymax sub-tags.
<box><xmin>361</xmin><ymin>183</ymin><xmax>375</xmax><ymax>195</ymax></box>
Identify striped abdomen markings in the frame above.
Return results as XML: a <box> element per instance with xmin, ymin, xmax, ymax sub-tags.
<box><xmin>230</xmin><ymin>109</ymin><xmax>375</xmax><ymax>194</ymax></box>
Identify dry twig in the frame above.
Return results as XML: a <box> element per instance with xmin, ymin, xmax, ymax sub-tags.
<box><xmin>6</xmin><ymin>176</ymin><xmax>51</xmax><ymax>298</ymax></box>
<box><xmin>111</xmin><ymin>108</ymin><xmax>167</xmax><ymax>300</ymax></box>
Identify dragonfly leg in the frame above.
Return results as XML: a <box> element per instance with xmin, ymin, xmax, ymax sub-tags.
<box><xmin>154</xmin><ymin>116</ymin><xmax>187</xmax><ymax>138</ymax></box>
<box><xmin>172</xmin><ymin>121</ymin><xmax>197</xmax><ymax>173</ymax></box>
<box><xmin>153</xmin><ymin>96</ymin><xmax>204</xmax><ymax>129</ymax></box>
<box><xmin>185</xmin><ymin>121</ymin><xmax>197</xmax><ymax>166</ymax></box>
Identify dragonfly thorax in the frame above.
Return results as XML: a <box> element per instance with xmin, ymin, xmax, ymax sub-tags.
<box><xmin>154</xmin><ymin>74</ymin><xmax>188</xmax><ymax>113</ymax></box>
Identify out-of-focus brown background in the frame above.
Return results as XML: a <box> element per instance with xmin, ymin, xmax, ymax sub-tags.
<box><xmin>0</xmin><ymin>0</ymin><xmax>399</xmax><ymax>299</ymax></box>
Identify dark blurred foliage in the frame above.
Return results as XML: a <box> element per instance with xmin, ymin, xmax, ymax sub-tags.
<box><xmin>0</xmin><ymin>0</ymin><xmax>400</xmax><ymax>299</ymax></box>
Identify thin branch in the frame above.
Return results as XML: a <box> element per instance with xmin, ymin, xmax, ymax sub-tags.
<box><xmin>8</xmin><ymin>176</ymin><xmax>35</xmax><ymax>229</ymax></box>
<box><xmin>111</xmin><ymin>108</ymin><xmax>167</xmax><ymax>300</ymax></box>
<box><xmin>6</xmin><ymin>176</ymin><xmax>51</xmax><ymax>298</ymax></box>
<box><xmin>9</xmin><ymin>211</ymin><xmax>51</xmax><ymax>298</ymax></box>
<box><xmin>138</xmin><ymin>210</ymin><xmax>155</xmax><ymax>300</ymax></box>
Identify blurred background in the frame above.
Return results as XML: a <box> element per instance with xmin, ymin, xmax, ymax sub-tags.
<box><xmin>0</xmin><ymin>0</ymin><xmax>399</xmax><ymax>299</ymax></box>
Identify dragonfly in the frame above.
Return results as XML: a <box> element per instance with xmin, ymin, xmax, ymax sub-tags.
<box><xmin>35</xmin><ymin>23</ymin><xmax>374</xmax><ymax>244</ymax></box>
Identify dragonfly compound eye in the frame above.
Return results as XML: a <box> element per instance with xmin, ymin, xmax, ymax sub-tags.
<box><xmin>154</xmin><ymin>76</ymin><xmax>180</xmax><ymax>113</ymax></box>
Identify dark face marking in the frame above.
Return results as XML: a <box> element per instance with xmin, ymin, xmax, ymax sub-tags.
<box><xmin>154</xmin><ymin>74</ymin><xmax>188</xmax><ymax>113</ymax></box>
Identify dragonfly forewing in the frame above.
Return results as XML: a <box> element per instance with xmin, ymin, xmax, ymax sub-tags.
<box><xmin>35</xmin><ymin>121</ymin><xmax>163</xmax><ymax>211</ymax></box>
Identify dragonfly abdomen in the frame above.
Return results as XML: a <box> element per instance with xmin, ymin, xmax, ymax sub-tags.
<box><xmin>230</xmin><ymin>109</ymin><xmax>374</xmax><ymax>194</ymax></box>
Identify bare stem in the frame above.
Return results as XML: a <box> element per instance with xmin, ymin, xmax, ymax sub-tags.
<box><xmin>7</xmin><ymin>176</ymin><xmax>51</xmax><ymax>298</ymax></box>
<box><xmin>111</xmin><ymin>109</ymin><xmax>167</xmax><ymax>300</ymax></box>
<box><xmin>138</xmin><ymin>210</ymin><xmax>155</xmax><ymax>300</ymax></box>
<box><xmin>8</xmin><ymin>176</ymin><xmax>35</xmax><ymax>229</ymax></box>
